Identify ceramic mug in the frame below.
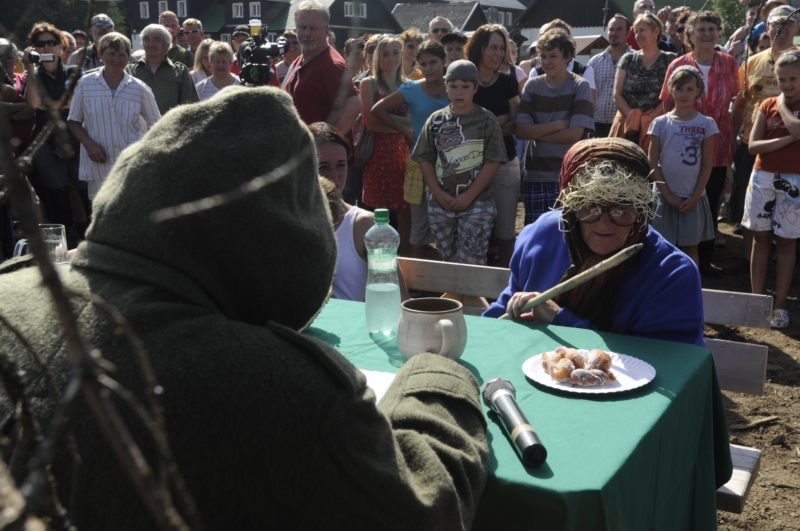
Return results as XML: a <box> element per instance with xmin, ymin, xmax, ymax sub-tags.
<box><xmin>397</xmin><ymin>298</ymin><xmax>468</xmax><ymax>360</ymax></box>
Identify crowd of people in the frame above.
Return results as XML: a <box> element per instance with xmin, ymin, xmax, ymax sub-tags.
<box><xmin>1</xmin><ymin>0</ymin><xmax>799</xmax><ymax>330</ymax></box>
<box><xmin>2</xmin><ymin>1</ymin><xmax>794</xmax><ymax>525</ymax></box>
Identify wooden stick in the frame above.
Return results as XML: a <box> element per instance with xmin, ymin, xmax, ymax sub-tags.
<box><xmin>498</xmin><ymin>243</ymin><xmax>644</xmax><ymax>320</ymax></box>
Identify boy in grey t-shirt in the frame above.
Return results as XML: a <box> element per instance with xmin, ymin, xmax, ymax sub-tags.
<box><xmin>412</xmin><ymin>60</ymin><xmax>507</xmax><ymax>264</ymax></box>
<box><xmin>515</xmin><ymin>31</ymin><xmax>594</xmax><ymax>225</ymax></box>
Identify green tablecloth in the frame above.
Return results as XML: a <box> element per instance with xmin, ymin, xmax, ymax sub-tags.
<box><xmin>305</xmin><ymin>299</ymin><xmax>732</xmax><ymax>530</ymax></box>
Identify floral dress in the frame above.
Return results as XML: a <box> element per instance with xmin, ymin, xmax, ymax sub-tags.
<box><xmin>362</xmin><ymin>93</ymin><xmax>410</xmax><ymax>210</ymax></box>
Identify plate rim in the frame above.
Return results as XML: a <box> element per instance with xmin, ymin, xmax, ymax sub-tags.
<box><xmin>522</xmin><ymin>350</ymin><xmax>656</xmax><ymax>395</ymax></box>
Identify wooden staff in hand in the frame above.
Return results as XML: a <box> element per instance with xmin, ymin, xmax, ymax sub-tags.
<box><xmin>499</xmin><ymin>243</ymin><xmax>644</xmax><ymax>320</ymax></box>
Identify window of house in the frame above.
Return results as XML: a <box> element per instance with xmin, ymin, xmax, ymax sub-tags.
<box><xmin>505</xmin><ymin>12</ymin><xmax>512</xmax><ymax>26</ymax></box>
<box><xmin>233</xmin><ymin>3</ymin><xmax>244</xmax><ymax>18</ymax></box>
<box><xmin>221</xmin><ymin>34</ymin><xmax>232</xmax><ymax>43</ymax></box>
<box><xmin>158</xmin><ymin>1</ymin><xmax>168</xmax><ymax>14</ymax></box>
<box><xmin>140</xmin><ymin>2</ymin><xmax>150</xmax><ymax>19</ymax></box>
<box><xmin>250</xmin><ymin>2</ymin><xmax>261</xmax><ymax>17</ymax></box>
<box><xmin>268</xmin><ymin>32</ymin><xmax>276</xmax><ymax>42</ymax></box>
<box><xmin>358</xmin><ymin>3</ymin><xmax>367</xmax><ymax>18</ymax></box>
<box><xmin>344</xmin><ymin>2</ymin><xmax>354</xmax><ymax>17</ymax></box>
<box><xmin>177</xmin><ymin>0</ymin><xmax>187</xmax><ymax>17</ymax></box>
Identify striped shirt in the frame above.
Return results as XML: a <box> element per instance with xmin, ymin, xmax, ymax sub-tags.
<box><xmin>67</xmin><ymin>69</ymin><xmax>161</xmax><ymax>182</ymax></box>
<box><xmin>587</xmin><ymin>46</ymin><xmax>632</xmax><ymax>124</ymax></box>
<box><xmin>517</xmin><ymin>73</ymin><xmax>594</xmax><ymax>183</ymax></box>
<box><xmin>195</xmin><ymin>75</ymin><xmax>241</xmax><ymax>101</ymax></box>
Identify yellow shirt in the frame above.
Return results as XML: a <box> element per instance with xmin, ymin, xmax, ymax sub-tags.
<box><xmin>738</xmin><ymin>46</ymin><xmax>799</xmax><ymax>142</ymax></box>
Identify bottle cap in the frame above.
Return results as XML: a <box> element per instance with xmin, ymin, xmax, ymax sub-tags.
<box><xmin>374</xmin><ymin>209</ymin><xmax>389</xmax><ymax>223</ymax></box>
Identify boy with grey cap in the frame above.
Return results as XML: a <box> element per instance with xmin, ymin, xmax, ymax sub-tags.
<box><xmin>412</xmin><ymin>59</ymin><xmax>508</xmax><ymax>264</ymax></box>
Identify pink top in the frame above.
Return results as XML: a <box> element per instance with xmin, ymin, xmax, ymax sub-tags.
<box><xmin>660</xmin><ymin>52</ymin><xmax>740</xmax><ymax>168</ymax></box>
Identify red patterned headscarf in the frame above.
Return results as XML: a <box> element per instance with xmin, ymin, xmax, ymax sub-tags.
<box><xmin>554</xmin><ymin>138</ymin><xmax>653</xmax><ymax>332</ymax></box>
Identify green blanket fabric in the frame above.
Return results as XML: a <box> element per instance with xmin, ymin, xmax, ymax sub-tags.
<box><xmin>0</xmin><ymin>87</ymin><xmax>488</xmax><ymax>530</ymax></box>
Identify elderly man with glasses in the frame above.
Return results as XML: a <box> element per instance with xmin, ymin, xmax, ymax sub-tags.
<box><xmin>68</xmin><ymin>13</ymin><xmax>115</xmax><ymax>70</ymax></box>
<box><xmin>428</xmin><ymin>17</ymin><xmax>452</xmax><ymax>42</ymax></box>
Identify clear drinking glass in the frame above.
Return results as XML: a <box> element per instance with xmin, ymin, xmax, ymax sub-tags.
<box><xmin>13</xmin><ymin>224</ymin><xmax>69</xmax><ymax>264</ymax></box>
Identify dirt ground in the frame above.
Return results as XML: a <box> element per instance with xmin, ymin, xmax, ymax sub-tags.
<box><xmin>708</xmin><ymin>221</ymin><xmax>800</xmax><ymax>531</ymax></box>
<box><xmin>510</xmin><ymin>206</ymin><xmax>800</xmax><ymax>529</ymax></box>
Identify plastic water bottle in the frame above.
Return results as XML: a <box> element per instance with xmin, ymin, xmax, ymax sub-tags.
<box><xmin>364</xmin><ymin>209</ymin><xmax>401</xmax><ymax>335</ymax></box>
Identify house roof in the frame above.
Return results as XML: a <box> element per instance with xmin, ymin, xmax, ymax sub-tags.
<box><xmin>197</xmin><ymin>1</ymin><xmax>225</xmax><ymax>33</ymax></box>
<box><xmin>392</xmin><ymin>2</ymin><xmax>482</xmax><ymax>32</ymax></box>
<box><xmin>448</xmin><ymin>0</ymin><xmax>526</xmax><ymax>11</ymax></box>
<box><xmin>573</xmin><ymin>34</ymin><xmax>609</xmax><ymax>55</ymax></box>
<box><xmin>283</xmin><ymin>0</ymin><xmax>337</xmax><ymax>30</ymax></box>
<box><xmin>513</xmin><ymin>0</ymin><xmax>627</xmax><ymax>30</ymax></box>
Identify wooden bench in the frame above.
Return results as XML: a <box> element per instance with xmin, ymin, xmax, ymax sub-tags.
<box><xmin>397</xmin><ymin>257</ymin><xmax>771</xmax><ymax>514</ymax></box>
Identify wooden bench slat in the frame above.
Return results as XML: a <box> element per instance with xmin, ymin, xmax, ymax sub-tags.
<box><xmin>397</xmin><ymin>257</ymin><xmax>510</xmax><ymax>300</ymax></box>
<box><xmin>702</xmin><ymin>289</ymin><xmax>773</xmax><ymax>329</ymax></box>
<box><xmin>706</xmin><ymin>338</ymin><xmax>767</xmax><ymax>396</ymax></box>
<box><xmin>716</xmin><ymin>444</ymin><xmax>762</xmax><ymax>513</ymax></box>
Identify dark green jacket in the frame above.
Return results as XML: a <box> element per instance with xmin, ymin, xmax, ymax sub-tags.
<box><xmin>0</xmin><ymin>87</ymin><xmax>488</xmax><ymax>530</ymax></box>
<box><xmin>126</xmin><ymin>56</ymin><xmax>199</xmax><ymax>116</ymax></box>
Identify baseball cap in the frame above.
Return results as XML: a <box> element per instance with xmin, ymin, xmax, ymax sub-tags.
<box><xmin>445</xmin><ymin>59</ymin><xmax>478</xmax><ymax>83</ymax></box>
<box><xmin>233</xmin><ymin>25</ymin><xmax>250</xmax><ymax>37</ymax></box>
<box><xmin>768</xmin><ymin>5</ymin><xmax>798</xmax><ymax>24</ymax></box>
<box><xmin>528</xmin><ymin>40</ymin><xmax>538</xmax><ymax>52</ymax></box>
<box><xmin>72</xmin><ymin>30</ymin><xmax>88</xmax><ymax>39</ymax></box>
<box><xmin>441</xmin><ymin>30</ymin><xmax>467</xmax><ymax>45</ymax></box>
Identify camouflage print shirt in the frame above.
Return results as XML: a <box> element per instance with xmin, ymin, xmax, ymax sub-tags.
<box><xmin>411</xmin><ymin>104</ymin><xmax>507</xmax><ymax>207</ymax></box>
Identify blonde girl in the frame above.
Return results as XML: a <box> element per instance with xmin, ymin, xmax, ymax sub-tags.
<box><xmin>360</xmin><ymin>35</ymin><xmax>414</xmax><ymax>255</ymax></box>
<box><xmin>744</xmin><ymin>51</ymin><xmax>800</xmax><ymax>328</ymax></box>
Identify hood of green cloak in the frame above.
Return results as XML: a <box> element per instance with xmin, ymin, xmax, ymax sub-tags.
<box><xmin>74</xmin><ymin>86</ymin><xmax>336</xmax><ymax>331</ymax></box>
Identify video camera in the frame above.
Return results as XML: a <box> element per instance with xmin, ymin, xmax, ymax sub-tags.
<box><xmin>236</xmin><ymin>21</ymin><xmax>289</xmax><ymax>86</ymax></box>
<box><xmin>28</xmin><ymin>51</ymin><xmax>55</xmax><ymax>64</ymax></box>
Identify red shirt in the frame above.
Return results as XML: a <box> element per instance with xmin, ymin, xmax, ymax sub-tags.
<box><xmin>627</xmin><ymin>27</ymin><xmax>640</xmax><ymax>51</ymax></box>
<box><xmin>283</xmin><ymin>45</ymin><xmax>358</xmax><ymax>125</ymax></box>
<box><xmin>754</xmin><ymin>96</ymin><xmax>800</xmax><ymax>173</ymax></box>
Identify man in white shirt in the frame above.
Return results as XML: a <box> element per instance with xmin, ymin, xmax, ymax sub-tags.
<box><xmin>587</xmin><ymin>14</ymin><xmax>632</xmax><ymax>137</ymax></box>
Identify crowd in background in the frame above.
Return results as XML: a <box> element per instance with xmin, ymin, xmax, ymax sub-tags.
<box><xmin>1</xmin><ymin>0</ymin><xmax>799</xmax><ymax>327</ymax></box>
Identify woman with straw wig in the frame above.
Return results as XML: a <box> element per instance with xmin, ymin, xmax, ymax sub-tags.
<box><xmin>483</xmin><ymin>137</ymin><xmax>706</xmax><ymax>347</ymax></box>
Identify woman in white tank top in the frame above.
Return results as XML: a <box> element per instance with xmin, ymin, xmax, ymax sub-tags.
<box><xmin>310</xmin><ymin>123</ymin><xmax>409</xmax><ymax>302</ymax></box>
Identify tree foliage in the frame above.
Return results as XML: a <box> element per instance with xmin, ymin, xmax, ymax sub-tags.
<box><xmin>712</xmin><ymin>0</ymin><xmax>747</xmax><ymax>41</ymax></box>
<box><xmin>0</xmin><ymin>0</ymin><xmax>126</xmax><ymax>46</ymax></box>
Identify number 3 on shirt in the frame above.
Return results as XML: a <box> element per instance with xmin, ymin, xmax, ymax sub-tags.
<box><xmin>682</xmin><ymin>145</ymin><xmax>698</xmax><ymax>166</ymax></box>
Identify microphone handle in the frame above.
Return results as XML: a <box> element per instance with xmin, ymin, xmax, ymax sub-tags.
<box><xmin>493</xmin><ymin>393</ymin><xmax>547</xmax><ymax>467</ymax></box>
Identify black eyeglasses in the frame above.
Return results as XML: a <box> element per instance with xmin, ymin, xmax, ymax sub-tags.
<box><xmin>93</xmin><ymin>20</ymin><xmax>114</xmax><ymax>28</ymax></box>
<box><xmin>676</xmin><ymin>26</ymin><xmax>685</xmax><ymax>33</ymax></box>
<box><xmin>576</xmin><ymin>204</ymin><xmax>639</xmax><ymax>226</ymax></box>
<box><xmin>289</xmin><ymin>40</ymin><xmax>299</xmax><ymax>45</ymax></box>
<box><xmin>35</xmin><ymin>39</ymin><xmax>59</xmax><ymax>48</ymax></box>
<box><xmin>430</xmin><ymin>28</ymin><xmax>450</xmax><ymax>34</ymax></box>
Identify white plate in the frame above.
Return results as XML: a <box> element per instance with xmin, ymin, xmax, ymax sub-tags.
<box><xmin>522</xmin><ymin>350</ymin><xmax>656</xmax><ymax>394</ymax></box>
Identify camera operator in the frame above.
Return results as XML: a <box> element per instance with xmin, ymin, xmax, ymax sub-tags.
<box><xmin>23</xmin><ymin>22</ymin><xmax>91</xmax><ymax>249</ymax></box>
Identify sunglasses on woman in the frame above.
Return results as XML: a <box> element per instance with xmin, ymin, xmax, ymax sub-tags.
<box><xmin>35</xmin><ymin>39</ymin><xmax>59</xmax><ymax>48</ymax></box>
<box><xmin>576</xmin><ymin>204</ymin><xmax>639</xmax><ymax>226</ymax></box>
